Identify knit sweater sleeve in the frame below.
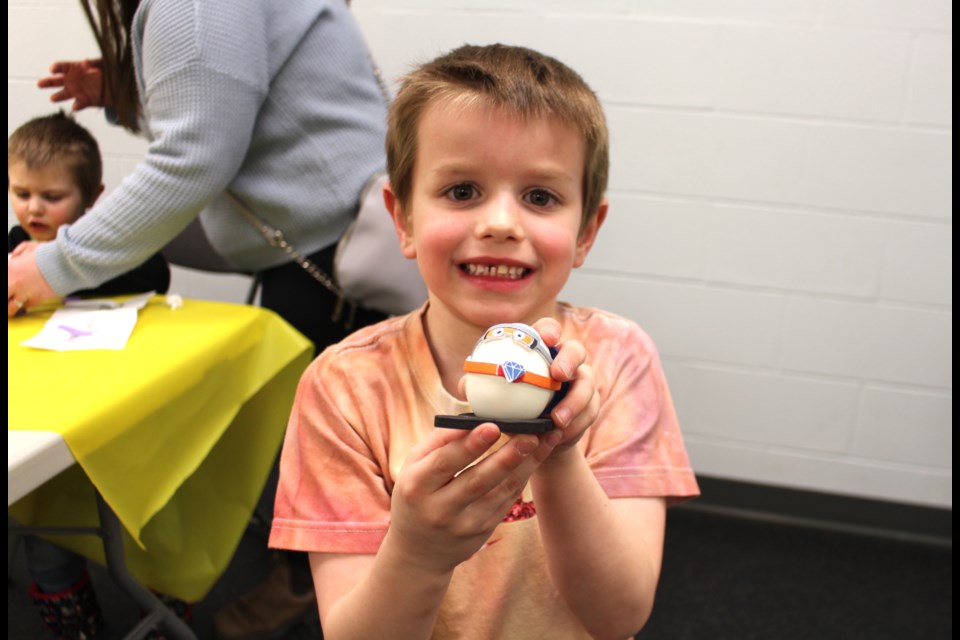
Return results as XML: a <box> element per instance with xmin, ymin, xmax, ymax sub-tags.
<box><xmin>35</xmin><ymin>0</ymin><xmax>271</xmax><ymax>295</ymax></box>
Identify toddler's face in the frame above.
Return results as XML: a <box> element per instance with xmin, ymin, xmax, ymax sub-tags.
<box><xmin>396</xmin><ymin>100</ymin><xmax>601</xmax><ymax>330</ymax></box>
<box><xmin>9</xmin><ymin>161</ymin><xmax>86</xmax><ymax>242</ymax></box>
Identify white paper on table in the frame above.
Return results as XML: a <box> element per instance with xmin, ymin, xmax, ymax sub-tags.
<box><xmin>21</xmin><ymin>292</ymin><xmax>155</xmax><ymax>352</ymax></box>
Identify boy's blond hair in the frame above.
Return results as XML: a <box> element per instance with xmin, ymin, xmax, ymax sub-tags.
<box><xmin>8</xmin><ymin>111</ymin><xmax>103</xmax><ymax>207</ymax></box>
<box><xmin>386</xmin><ymin>44</ymin><xmax>609</xmax><ymax>232</ymax></box>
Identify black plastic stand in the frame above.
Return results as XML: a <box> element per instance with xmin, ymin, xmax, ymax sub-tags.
<box><xmin>434</xmin><ymin>413</ymin><xmax>554</xmax><ymax>434</ymax></box>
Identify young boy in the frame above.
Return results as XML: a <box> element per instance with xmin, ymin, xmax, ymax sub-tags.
<box><xmin>8</xmin><ymin>111</ymin><xmax>173</xmax><ymax>638</ymax></box>
<box><xmin>269</xmin><ymin>44</ymin><xmax>699</xmax><ymax>639</ymax></box>
<box><xmin>8</xmin><ymin>111</ymin><xmax>170</xmax><ymax>299</ymax></box>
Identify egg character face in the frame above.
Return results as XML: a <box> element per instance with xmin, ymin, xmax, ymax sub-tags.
<box><xmin>463</xmin><ymin>324</ymin><xmax>559</xmax><ymax>420</ymax></box>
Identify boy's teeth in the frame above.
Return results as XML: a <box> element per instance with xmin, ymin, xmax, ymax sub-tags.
<box><xmin>464</xmin><ymin>264</ymin><xmax>527</xmax><ymax>279</ymax></box>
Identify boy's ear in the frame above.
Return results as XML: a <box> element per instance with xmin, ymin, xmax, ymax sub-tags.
<box><xmin>89</xmin><ymin>183</ymin><xmax>105</xmax><ymax>208</ymax></box>
<box><xmin>573</xmin><ymin>198</ymin><xmax>608</xmax><ymax>268</ymax></box>
<box><xmin>383</xmin><ymin>181</ymin><xmax>417</xmax><ymax>260</ymax></box>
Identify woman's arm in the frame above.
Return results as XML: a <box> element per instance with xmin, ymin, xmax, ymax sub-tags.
<box><xmin>34</xmin><ymin>0</ymin><xmax>265</xmax><ymax>295</ymax></box>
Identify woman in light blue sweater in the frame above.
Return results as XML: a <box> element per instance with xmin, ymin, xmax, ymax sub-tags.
<box><xmin>8</xmin><ymin>0</ymin><xmax>389</xmax><ymax>340</ymax></box>
<box><xmin>9</xmin><ymin>0</ymin><xmax>389</xmax><ymax>637</ymax></box>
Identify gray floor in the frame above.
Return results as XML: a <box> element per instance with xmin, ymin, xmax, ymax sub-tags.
<box><xmin>9</xmin><ymin>504</ymin><xmax>952</xmax><ymax>639</ymax></box>
<box><xmin>7</xmin><ymin>518</ymin><xmax>320</xmax><ymax>640</ymax></box>
<box><xmin>641</xmin><ymin>506</ymin><xmax>951</xmax><ymax>639</ymax></box>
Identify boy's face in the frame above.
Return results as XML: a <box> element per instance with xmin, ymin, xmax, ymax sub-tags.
<box><xmin>9</xmin><ymin>160</ymin><xmax>88</xmax><ymax>242</ymax></box>
<box><xmin>388</xmin><ymin>101</ymin><xmax>605</xmax><ymax>330</ymax></box>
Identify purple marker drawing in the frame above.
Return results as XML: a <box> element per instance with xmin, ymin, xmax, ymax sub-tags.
<box><xmin>58</xmin><ymin>324</ymin><xmax>94</xmax><ymax>339</ymax></box>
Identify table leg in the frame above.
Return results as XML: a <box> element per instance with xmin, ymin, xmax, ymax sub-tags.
<box><xmin>95</xmin><ymin>492</ymin><xmax>197</xmax><ymax>640</ymax></box>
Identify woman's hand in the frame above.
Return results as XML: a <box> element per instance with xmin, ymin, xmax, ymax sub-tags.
<box><xmin>37</xmin><ymin>59</ymin><xmax>110</xmax><ymax>111</ymax></box>
<box><xmin>530</xmin><ymin>317</ymin><xmax>600</xmax><ymax>458</ymax></box>
<box><xmin>388</xmin><ymin>423</ymin><xmax>557</xmax><ymax>576</ymax></box>
<box><xmin>8</xmin><ymin>243</ymin><xmax>58</xmax><ymax>317</ymax></box>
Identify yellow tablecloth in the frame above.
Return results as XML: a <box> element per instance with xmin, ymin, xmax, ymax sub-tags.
<box><xmin>8</xmin><ymin>297</ymin><xmax>313</xmax><ymax>601</ymax></box>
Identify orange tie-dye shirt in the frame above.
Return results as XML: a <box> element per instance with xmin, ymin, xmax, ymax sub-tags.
<box><xmin>270</xmin><ymin>303</ymin><xmax>699</xmax><ymax>639</ymax></box>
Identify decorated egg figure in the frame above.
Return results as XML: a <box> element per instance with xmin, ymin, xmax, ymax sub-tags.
<box><xmin>463</xmin><ymin>323</ymin><xmax>561</xmax><ymax>420</ymax></box>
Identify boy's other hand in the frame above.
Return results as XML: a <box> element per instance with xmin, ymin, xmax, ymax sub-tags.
<box><xmin>37</xmin><ymin>59</ymin><xmax>110</xmax><ymax>111</ymax></box>
<box><xmin>390</xmin><ymin>423</ymin><xmax>557</xmax><ymax>575</ymax></box>
<box><xmin>531</xmin><ymin>317</ymin><xmax>600</xmax><ymax>458</ymax></box>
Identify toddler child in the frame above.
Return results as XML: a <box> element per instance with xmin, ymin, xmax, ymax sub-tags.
<box><xmin>9</xmin><ymin>111</ymin><xmax>173</xmax><ymax>639</ymax></box>
<box><xmin>9</xmin><ymin>111</ymin><xmax>169</xmax><ymax>300</ymax></box>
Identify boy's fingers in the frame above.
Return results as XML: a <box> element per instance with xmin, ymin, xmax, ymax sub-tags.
<box><xmin>530</xmin><ymin>318</ymin><xmax>587</xmax><ymax>382</ymax></box>
<box><xmin>551</xmin><ymin>363</ymin><xmax>596</xmax><ymax>429</ymax></box>
<box><xmin>410</xmin><ymin>423</ymin><xmax>502</xmax><ymax>491</ymax></box>
<box><xmin>444</xmin><ymin>432</ymin><xmax>544</xmax><ymax>505</ymax></box>
<box><xmin>407</xmin><ymin>425</ymin><xmax>473</xmax><ymax>463</ymax></box>
<box><xmin>550</xmin><ymin>339</ymin><xmax>586</xmax><ymax>382</ymax></box>
<box><xmin>569</xmin><ymin>389</ymin><xmax>600</xmax><ymax>434</ymax></box>
<box><xmin>531</xmin><ymin>317</ymin><xmax>561</xmax><ymax>346</ymax></box>
<box><xmin>561</xmin><ymin>377</ymin><xmax>600</xmax><ymax>435</ymax></box>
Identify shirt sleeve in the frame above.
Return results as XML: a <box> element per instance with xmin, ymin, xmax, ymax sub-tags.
<box><xmin>580</xmin><ymin>317</ymin><xmax>700</xmax><ymax>503</ymax></box>
<box><xmin>270</xmin><ymin>352</ymin><xmax>393</xmax><ymax>554</ymax></box>
<box><xmin>36</xmin><ymin>0</ymin><xmax>267</xmax><ymax>294</ymax></box>
<box><xmin>71</xmin><ymin>253</ymin><xmax>171</xmax><ymax>298</ymax></box>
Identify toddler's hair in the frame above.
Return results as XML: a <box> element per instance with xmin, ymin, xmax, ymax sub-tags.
<box><xmin>8</xmin><ymin>111</ymin><xmax>103</xmax><ymax>206</ymax></box>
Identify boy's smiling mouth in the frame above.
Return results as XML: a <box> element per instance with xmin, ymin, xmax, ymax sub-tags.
<box><xmin>460</xmin><ymin>263</ymin><xmax>530</xmax><ymax>280</ymax></box>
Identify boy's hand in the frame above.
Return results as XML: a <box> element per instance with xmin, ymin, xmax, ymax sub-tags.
<box><xmin>389</xmin><ymin>423</ymin><xmax>557</xmax><ymax>575</ymax></box>
<box><xmin>37</xmin><ymin>59</ymin><xmax>110</xmax><ymax>111</ymax></box>
<box><xmin>531</xmin><ymin>317</ymin><xmax>600</xmax><ymax>458</ymax></box>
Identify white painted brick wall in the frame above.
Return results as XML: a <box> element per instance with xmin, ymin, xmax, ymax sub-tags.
<box><xmin>8</xmin><ymin>0</ymin><xmax>952</xmax><ymax>507</ymax></box>
<box><xmin>704</xmin><ymin>206</ymin><xmax>887</xmax><ymax>296</ymax></box>
<box><xmin>712</xmin><ymin>27</ymin><xmax>912</xmax><ymax>122</ymax></box>
<box><xmin>908</xmin><ymin>34</ymin><xmax>953</xmax><ymax>126</ymax></box>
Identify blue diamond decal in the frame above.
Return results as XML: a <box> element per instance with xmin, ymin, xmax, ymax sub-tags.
<box><xmin>501</xmin><ymin>361</ymin><xmax>525</xmax><ymax>383</ymax></box>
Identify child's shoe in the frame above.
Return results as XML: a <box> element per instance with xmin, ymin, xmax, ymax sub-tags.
<box><xmin>29</xmin><ymin>570</ymin><xmax>105</xmax><ymax>640</ymax></box>
<box><xmin>143</xmin><ymin>592</ymin><xmax>195</xmax><ymax>640</ymax></box>
<box><xmin>212</xmin><ymin>554</ymin><xmax>316</xmax><ymax>640</ymax></box>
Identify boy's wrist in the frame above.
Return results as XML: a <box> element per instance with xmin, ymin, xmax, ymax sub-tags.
<box><xmin>534</xmin><ymin>442</ymin><xmax>584</xmax><ymax>477</ymax></box>
<box><xmin>379</xmin><ymin>529</ymin><xmax>457</xmax><ymax>585</ymax></box>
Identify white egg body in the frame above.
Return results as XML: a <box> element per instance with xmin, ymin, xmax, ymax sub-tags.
<box><xmin>465</xmin><ymin>338</ymin><xmax>553</xmax><ymax>420</ymax></box>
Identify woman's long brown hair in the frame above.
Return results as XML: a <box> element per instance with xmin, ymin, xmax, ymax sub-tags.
<box><xmin>80</xmin><ymin>0</ymin><xmax>141</xmax><ymax>133</ymax></box>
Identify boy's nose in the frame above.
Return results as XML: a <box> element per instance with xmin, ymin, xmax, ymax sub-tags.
<box><xmin>475</xmin><ymin>195</ymin><xmax>525</xmax><ymax>241</ymax></box>
<box><xmin>27</xmin><ymin>197</ymin><xmax>44</xmax><ymax>214</ymax></box>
